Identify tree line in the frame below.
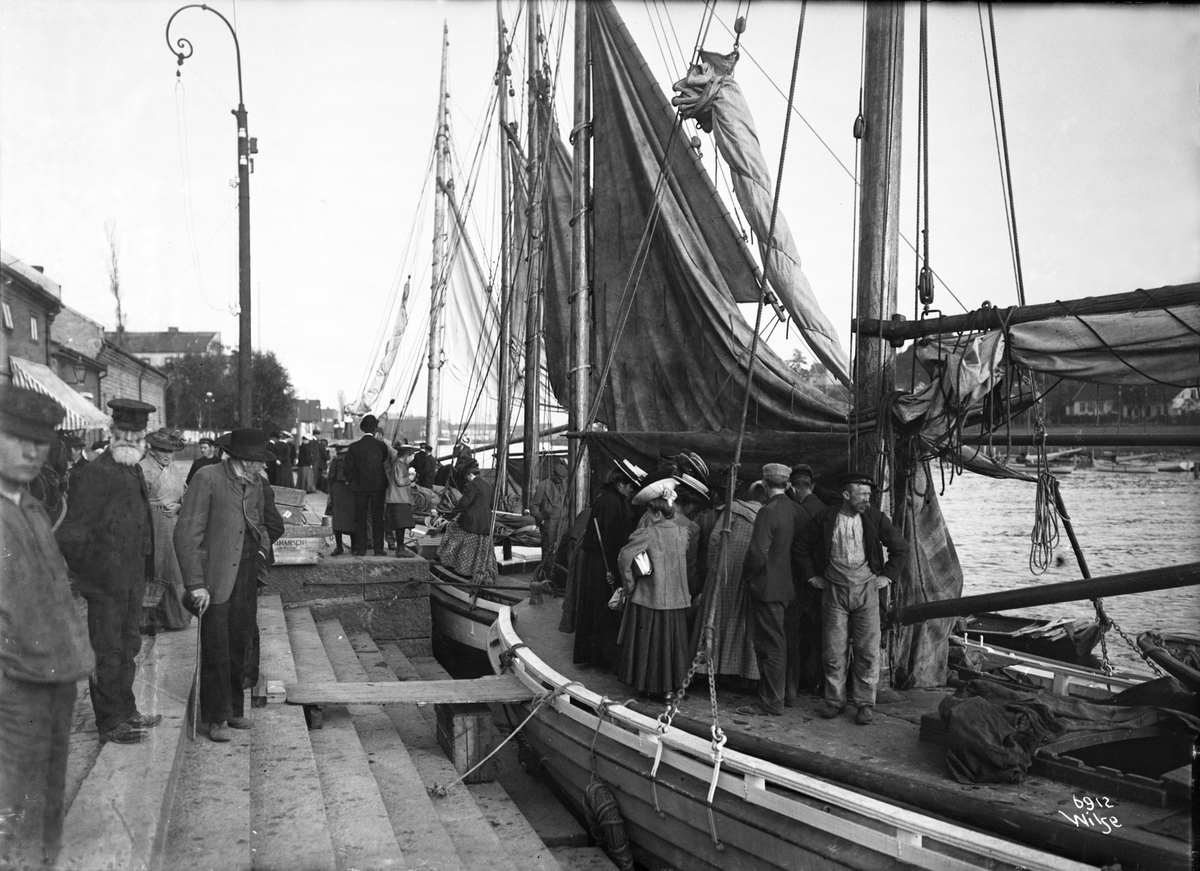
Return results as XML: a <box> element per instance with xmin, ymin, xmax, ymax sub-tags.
<box><xmin>162</xmin><ymin>351</ymin><xmax>297</xmax><ymax>436</ymax></box>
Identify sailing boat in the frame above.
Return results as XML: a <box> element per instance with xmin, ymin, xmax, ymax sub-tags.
<box><xmin>468</xmin><ymin>3</ymin><xmax>1200</xmax><ymax>871</ymax></box>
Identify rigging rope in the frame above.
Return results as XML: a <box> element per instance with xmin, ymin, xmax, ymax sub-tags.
<box><xmin>986</xmin><ymin>2</ymin><xmax>1027</xmax><ymax>306</ymax></box>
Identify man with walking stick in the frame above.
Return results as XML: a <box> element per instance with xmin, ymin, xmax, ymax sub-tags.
<box><xmin>175</xmin><ymin>428</ymin><xmax>283</xmax><ymax>742</ymax></box>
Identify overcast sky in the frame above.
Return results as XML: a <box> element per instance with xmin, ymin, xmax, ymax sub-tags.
<box><xmin>2</xmin><ymin>1</ymin><xmax>1197</xmax><ymax>416</ymax></box>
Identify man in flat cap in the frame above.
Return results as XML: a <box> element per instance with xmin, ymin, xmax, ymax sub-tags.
<box><xmin>0</xmin><ymin>387</ymin><xmax>95</xmax><ymax>869</ymax></box>
<box><xmin>738</xmin><ymin>463</ymin><xmax>806</xmax><ymax>716</ymax></box>
<box><xmin>795</xmin><ymin>471</ymin><xmax>910</xmax><ymax>725</ymax></box>
<box><xmin>187</xmin><ymin>436</ymin><xmax>222</xmax><ymax>485</ymax></box>
<box><xmin>57</xmin><ymin>397</ymin><xmax>159</xmax><ymax>744</ymax></box>
<box><xmin>786</xmin><ymin>463</ymin><xmax>827</xmax><ymax>699</ymax></box>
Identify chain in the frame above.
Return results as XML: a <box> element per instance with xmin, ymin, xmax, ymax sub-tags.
<box><xmin>1108</xmin><ymin>618</ymin><xmax>1165</xmax><ymax>677</ymax></box>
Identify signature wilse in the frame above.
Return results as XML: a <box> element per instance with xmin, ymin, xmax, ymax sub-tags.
<box><xmin>1057</xmin><ymin>794</ymin><xmax>1121</xmax><ymax>834</ymax></box>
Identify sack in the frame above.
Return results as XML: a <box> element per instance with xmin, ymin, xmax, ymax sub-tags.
<box><xmin>632</xmin><ymin>551</ymin><xmax>652</xmax><ymax>578</ymax></box>
<box><xmin>607</xmin><ymin>586</ymin><xmax>627</xmax><ymax>611</ymax></box>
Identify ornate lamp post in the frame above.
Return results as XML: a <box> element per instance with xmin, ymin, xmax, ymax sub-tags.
<box><xmin>165</xmin><ymin>5</ymin><xmax>257</xmax><ymax>427</ymax></box>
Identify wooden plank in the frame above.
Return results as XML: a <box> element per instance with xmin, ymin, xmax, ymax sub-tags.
<box><xmin>286</xmin><ymin>675</ymin><xmax>535</xmax><ymax>705</ymax></box>
<box><xmin>315</xmin><ymin>619</ymin><xmax>466</xmax><ymax>871</ymax></box>
<box><xmin>55</xmin><ymin>630</ymin><xmax>195</xmax><ymax>871</ymax></box>
<box><xmin>285</xmin><ymin>610</ymin><xmax>406</xmax><ymax>871</ymax></box>
<box><xmin>341</xmin><ymin>630</ymin><xmax>523</xmax><ymax>871</ymax></box>
<box><xmin>251</xmin><ymin>597</ymin><xmax>337</xmax><ymax>871</ymax></box>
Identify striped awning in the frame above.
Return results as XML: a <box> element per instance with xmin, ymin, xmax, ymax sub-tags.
<box><xmin>9</xmin><ymin>356</ymin><xmax>111</xmax><ymax>431</ymax></box>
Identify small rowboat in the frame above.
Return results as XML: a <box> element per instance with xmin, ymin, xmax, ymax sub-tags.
<box><xmin>1137</xmin><ymin>630</ymin><xmax>1200</xmax><ymax>690</ymax></box>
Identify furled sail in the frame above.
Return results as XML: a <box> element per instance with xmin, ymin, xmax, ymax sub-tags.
<box><xmin>354</xmin><ymin>278</ymin><xmax>411</xmax><ymax>414</ymax></box>
<box><xmin>581</xmin><ymin>1</ymin><xmax>847</xmax><ymax>432</ymax></box>
<box><xmin>672</xmin><ymin>50</ymin><xmax>852</xmax><ymax>388</ymax></box>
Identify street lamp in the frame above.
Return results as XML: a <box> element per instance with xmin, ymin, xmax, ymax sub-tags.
<box><xmin>165</xmin><ymin>4</ymin><xmax>256</xmax><ymax>428</ymax></box>
<box><xmin>205</xmin><ymin>390</ymin><xmax>214</xmax><ymax>436</ymax></box>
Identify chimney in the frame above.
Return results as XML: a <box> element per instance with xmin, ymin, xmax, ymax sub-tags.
<box><xmin>31</xmin><ymin>265</ymin><xmax>44</xmax><ymax>273</ymax></box>
<box><xmin>167</xmin><ymin>326</ymin><xmax>179</xmax><ymax>333</ymax></box>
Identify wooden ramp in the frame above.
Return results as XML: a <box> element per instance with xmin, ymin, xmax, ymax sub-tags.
<box><xmin>56</xmin><ymin>593</ymin><xmax>614</xmax><ymax>870</ymax></box>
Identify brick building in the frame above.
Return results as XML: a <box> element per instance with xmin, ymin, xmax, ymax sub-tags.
<box><xmin>108</xmin><ymin>327</ymin><xmax>221</xmax><ymax>369</ymax></box>
<box><xmin>98</xmin><ymin>342</ymin><xmax>168</xmax><ymax>432</ymax></box>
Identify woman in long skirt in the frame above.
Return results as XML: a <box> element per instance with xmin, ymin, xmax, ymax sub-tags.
<box><xmin>437</xmin><ymin>460</ymin><xmax>497</xmax><ymax>585</ymax></box>
<box><xmin>328</xmin><ymin>445</ymin><xmax>356</xmax><ymax>555</ymax></box>
<box><xmin>614</xmin><ymin>476</ymin><xmax>695</xmax><ymax>698</ymax></box>
<box><xmin>572</xmin><ymin>463</ymin><xmax>639</xmax><ymax>666</ymax></box>
<box><xmin>385</xmin><ymin>443</ymin><xmax>416</xmax><ymax>555</ymax></box>
<box><xmin>140</xmin><ymin>428</ymin><xmax>191</xmax><ymax>631</ymax></box>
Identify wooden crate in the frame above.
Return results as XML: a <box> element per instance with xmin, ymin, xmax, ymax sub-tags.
<box><xmin>435</xmin><ymin>702</ymin><xmax>496</xmax><ymax>783</ymax></box>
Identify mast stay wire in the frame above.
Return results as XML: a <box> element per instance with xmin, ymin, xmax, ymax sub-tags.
<box><xmin>986</xmin><ymin>2</ymin><xmax>1026</xmax><ymax>307</ymax></box>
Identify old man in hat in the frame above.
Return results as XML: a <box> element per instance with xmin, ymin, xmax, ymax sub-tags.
<box><xmin>56</xmin><ymin>397</ymin><xmax>159</xmax><ymax>744</ymax></box>
<box><xmin>794</xmin><ymin>471</ymin><xmax>910</xmax><ymax>725</ymax></box>
<box><xmin>175</xmin><ymin>428</ymin><xmax>283</xmax><ymax>742</ymax></box>
<box><xmin>0</xmin><ymin>387</ymin><xmax>95</xmax><ymax>868</ymax></box>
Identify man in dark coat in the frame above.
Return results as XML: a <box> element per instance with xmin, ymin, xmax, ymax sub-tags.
<box><xmin>786</xmin><ymin>464</ymin><xmax>827</xmax><ymax>700</ymax></box>
<box><xmin>794</xmin><ymin>471</ymin><xmax>910</xmax><ymax>725</ymax></box>
<box><xmin>738</xmin><ymin>463</ymin><xmax>805</xmax><ymax>717</ymax></box>
<box><xmin>0</xmin><ymin>388</ymin><xmax>95</xmax><ymax>869</ymax></box>
<box><xmin>56</xmin><ymin>398</ymin><xmax>159</xmax><ymax>744</ymax></box>
<box><xmin>343</xmin><ymin>414</ymin><xmax>389</xmax><ymax>556</ymax></box>
<box><xmin>187</xmin><ymin>436</ymin><xmax>223</xmax><ymax>484</ymax></box>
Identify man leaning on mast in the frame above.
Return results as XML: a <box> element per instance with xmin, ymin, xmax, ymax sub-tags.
<box><xmin>794</xmin><ymin>471</ymin><xmax>909</xmax><ymax>725</ymax></box>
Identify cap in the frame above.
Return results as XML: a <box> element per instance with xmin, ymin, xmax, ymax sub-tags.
<box><xmin>0</xmin><ymin>385</ymin><xmax>65</xmax><ymax>443</ymax></box>
<box><xmin>146</xmin><ymin>428</ymin><xmax>185</xmax><ymax>452</ymax></box>
<box><xmin>108</xmin><ymin>397</ymin><xmax>155</xmax><ymax>431</ymax></box>
<box><xmin>763</xmin><ymin>463</ymin><xmax>791</xmax><ymax>479</ymax></box>
<box><xmin>789</xmin><ymin>463</ymin><xmax>814</xmax><ymax>482</ymax></box>
<box><xmin>840</xmin><ymin>470</ymin><xmax>876</xmax><ymax>489</ymax></box>
<box><xmin>199</xmin><ymin>437</ymin><xmax>215</xmax><ymax>447</ymax></box>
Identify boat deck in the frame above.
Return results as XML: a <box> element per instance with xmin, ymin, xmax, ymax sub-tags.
<box><xmin>507</xmin><ymin>594</ymin><xmax>1192</xmax><ymax>869</ymax></box>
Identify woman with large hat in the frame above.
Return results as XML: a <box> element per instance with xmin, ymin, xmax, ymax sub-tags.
<box><xmin>140</xmin><ymin>428</ymin><xmax>191</xmax><ymax>633</ymax></box>
<box><xmin>572</xmin><ymin>460</ymin><xmax>642</xmax><ymax>667</ymax></box>
<box><xmin>384</xmin><ymin>442</ymin><xmax>417</xmax><ymax>556</ymax></box>
<box><xmin>613</xmin><ymin>473</ymin><xmax>697</xmax><ymax>699</ymax></box>
<box><xmin>436</xmin><ymin>458</ymin><xmax>498</xmax><ymax>585</ymax></box>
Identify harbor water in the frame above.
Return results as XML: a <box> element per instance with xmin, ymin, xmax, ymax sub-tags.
<box><xmin>936</xmin><ymin>466</ymin><xmax>1200</xmax><ymax>675</ymax></box>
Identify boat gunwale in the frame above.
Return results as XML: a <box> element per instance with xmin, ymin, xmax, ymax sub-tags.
<box><xmin>487</xmin><ymin>601</ymin><xmax>1102</xmax><ymax>871</ymax></box>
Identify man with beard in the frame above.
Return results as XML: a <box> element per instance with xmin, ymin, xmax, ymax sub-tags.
<box><xmin>57</xmin><ymin>398</ymin><xmax>159</xmax><ymax>744</ymax></box>
<box><xmin>175</xmin><ymin>428</ymin><xmax>283</xmax><ymax>742</ymax></box>
<box><xmin>0</xmin><ymin>387</ymin><xmax>95</xmax><ymax>869</ymax></box>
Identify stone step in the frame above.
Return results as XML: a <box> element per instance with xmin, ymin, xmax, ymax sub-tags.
<box><xmin>55</xmin><ymin>628</ymin><xmax>195</xmax><ymax>871</ymax></box>
<box><xmin>314</xmin><ymin>618</ymin><xmax>465</xmax><ymax>871</ymax></box>
<box><xmin>284</xmin><ymin>607</ymin><xmax>406</xmax><ymax>871</ymax></box>
<box><xmin>252</xmin><ymin>594</ymin><xmax>337</xmax><ymax>871</ymax></box>
<box><xmin>340</xmin><ymin>630</ymin><xmax>525</xmax><ymax>871</ymax></box>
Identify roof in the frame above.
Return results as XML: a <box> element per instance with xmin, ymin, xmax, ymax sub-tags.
<box><xmin>105</xmin><ymin>329</ymin><xmax>221</xmax><ymax>355</ymax></box>
<box><xmin>52</xmin><ymin>306</ymin><xmax>106</xmax><ymax>360</ymax></box>
<box><xmin>1</xmin><ymin>248</ymin><xmax>63</xmax><ymax>309</ymax></box>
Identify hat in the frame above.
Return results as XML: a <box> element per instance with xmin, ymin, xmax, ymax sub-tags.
<box><xmin>215</xmin><ymin>432</ymin><xmax>231</xmax><ymax>447</ymax></box>
<box><xmin>59</xmin><ymin>432</ymin><xmax>85</xmax><ymax>449</ymax></box>
<box><xmin>674</xmin><ymin>473</ymin><xmax>710</xmax><ymax>502</ymax></box>
<box><xmin>460</xmin><ymin>458</ymin><xmax>480</xmax><ymax>476</ymax></box>
<box><xmin>199</xmin><ymin>437</ymin><xmax>215</xmax><ymax>447</ymax></box>
<box><xmin>0</xmin><ymin>385</ymin><xmax>65</xmax><ymax>443</ymax></box>
<box><xmin>419</xmin><ymin>442</ymin><xmax>432</xmax><ymax>451</ymax></box>
<box><xmin>91</xmin><ymin>439</ymin><xmax>110</xmax><ymax>451</ymax></box>
<box><xmin>302</xmin><ymin>434</ymin><xmax>312</xmax><ymax>441</ymax></box>
<box><xmin>223</xmin><ymin>427</ymin><xmax>275</xmax><ymax>462</ymax></box>
<box><xmin>763</xmin><ymin>463</ymin><xmax>791</xmax><ymax>480</ymax></box>
<box><xmin>360</xmin><ymin>414</ymin><xmax>378</xmax><ymax>434</ymax></box>
<box><xmin>614</xmin><ymin>458</ymin><xmax>646</xmax><ymax>487</ymax></box>
<box><xmin>146</xmin><ymin>428</ymin><xmax>185</xmax><ymax>452</ymax></box>
<box><xmin>395</xmin><ymin>443</ymin><xmax>417</xmax><ymax>455</ymax></box>
<box><xmin>658</xmin><ymin>445</ymin><xmax>679</xmax><ymax>464</ymax></box>
<box><xmin>677</xmin><ymin>450</ymin><xmax>709</xmax><ymax>483</ymax></box>
<box><xmin>632</xmin><ymin>470</ymin><xmax>677</xmax><ymax>506</ymax></box>
<box><xmin>108</xmin><ymin>398</ymin><xmax>156</xmax><ymax>431</ymax></box>
<box><xmin>789</xmin><ymin>463</ymin><xmax>814</xmax><ymax>482</ymax></box>
<box><xmin>840</xmin><ymin>470</ymin><xmax>876</xmax><ymax>489</ymax></box>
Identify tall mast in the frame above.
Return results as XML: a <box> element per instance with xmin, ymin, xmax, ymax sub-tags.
<box><xmin>569</xmin><ymin>0</ymin><xmax>591</xmax><ymax>514</ymax></box>
<box><xmin>426</xmin><ymin>24</ymin><xmax>450</xmax><ymax>453</ymax></box>
<box><xmin>495</xmin><ymin>2</ymin><xmax>514</xmax><ymax>497</ymax></box>
<box><xmin>854</xmin><ymin>3</ymin><xmax>904</xmax><ymax>495</ymax></box>
<box><xmin>522</xmin><ymin>2</ymin><xmax>544</xmax><ymax>507</ymax></box>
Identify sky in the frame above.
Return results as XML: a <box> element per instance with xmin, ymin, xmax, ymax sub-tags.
<box><xmin>2</xmin><ymin>1</ymin><xmax>1197</xmax><ymax>418</ymax></box>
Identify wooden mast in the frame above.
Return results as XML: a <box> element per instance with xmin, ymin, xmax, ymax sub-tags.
<box><xmin>854</xmin><ymin>4</ymin><xmax>904</xmax><ymax>488</ymax></box>
<box><xmin>522</xmin><ymin>2</ymin><xmax>544</xmax><ymax>507</ymax></box>
<box><xmin>569</xmin><ymin>0</ymin><xmax>592</xmax><ymax>516</ymax></box>
<box><xmin>494</xmin><ymin>2</ymin><xmax>514</xmax><ymax>497</ymax></box>
<box><xmin>425</xmin><ymin>24</ymin><xmax>450</xmax><ymax>453</ymax></box>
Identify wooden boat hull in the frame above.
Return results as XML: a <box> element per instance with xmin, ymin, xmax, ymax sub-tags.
<box><xmin>1092</xmin><ymin>461</ymin><xmax>1157</xmax><ymax>474</ymax></box>
<box><xmin>428</xmin><ymin>571</ymin><xmax>516</xmax><ymax>656</ymax></box>
<box><xmin>959</xmin><ymin>613</ymin><xmax>1102</xmax><ymax>666</ymax></box>
<box><xmin>486</xmin><ymin>602</ymin><xmax>1182</xmax><ymax>871</ymax></box>
<box><xmin>1156</xmin><ymin>460</ymin><xmax>1195</xmax><ymax>472</ymax></box>
<box><xmin>1137</xmin><ymin>631</ymin><xmax>1200</xmax><ymax>690</ymax></box>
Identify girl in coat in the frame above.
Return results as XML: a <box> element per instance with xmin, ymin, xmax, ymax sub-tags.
<box><xmin>614</xmin><ymin>476</ymin><xmax>696</xmax><ymax>698</ymax></box>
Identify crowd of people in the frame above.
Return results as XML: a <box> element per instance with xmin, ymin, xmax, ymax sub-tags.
<box><xmin>0</xmin><ymin>384</ymin><xmax>286</xmax><ymax>869</ymax></box>
<box><xmin>563</xmin><ymin>448</ymin><xmax>910</xmax><ymax>724</ymax></box>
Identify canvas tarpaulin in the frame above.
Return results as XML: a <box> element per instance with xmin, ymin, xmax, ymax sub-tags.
<box><xmin>585</xmin><ymin>1</ymin><xmax>847</xmax><ymax>433</ymax></box>
<box><xmin>672</xmin><ymin>50</ymin><xmax>852</xmax><ymax>387</ymax></box>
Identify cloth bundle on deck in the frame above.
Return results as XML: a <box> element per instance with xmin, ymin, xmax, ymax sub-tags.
<box><xmin>938</xmin><ymin>678</ymin><xmax>1200</xmax><ymax>784</ymax></box>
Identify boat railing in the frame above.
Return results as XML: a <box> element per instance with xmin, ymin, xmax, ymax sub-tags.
<box><xmin>488</xmin><ymin>606</ymin><xmax>1101</xmax><ymax>871</ymax></box>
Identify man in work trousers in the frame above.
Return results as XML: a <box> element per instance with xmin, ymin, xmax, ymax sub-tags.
<box><xmin>786</xmin><ymin>463</ymin><xmax>828</xmax><ymax>700</ymax></box>
<box><xmin>57</xmin><ymin>398</ymin><xmax>161</xmax><ymax>745</ymax></box>
<box><xmin>343</xmin><ymin>414</ymin><xmax>389</xmax><ymax>556</ymax></box>
<box><xmin>795</xmin><ymin>471</ymin><xmax>910</xmax><ymax>725</ymax></box>
<box><xmin>175</xmin><ymin>428</ymin><xmax>283</xmax><ymax>742</ymax></box>
<box><xmin>737</xmin><ymin>463</ymin><xmax>806</xmax><ymax>717</ymax></box>
<box><xmin>0</xmin><ymin>387</ymin><xmax>95</xmax><ymax>869</ymax></box>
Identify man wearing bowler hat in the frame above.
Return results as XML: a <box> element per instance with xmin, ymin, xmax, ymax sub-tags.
<box><xmin>343</xmin><ymin>414</ymin><xmax>390</xmax><ymax>556</ymax></box>
<box><xmin>795</xmin><ymin>471</ymin><xmax>909</xmax><ymax>725</ymax></box>
<box><xmin>57</xmin><ymin>397</ymin><xmax>159</xmax><ymax>744</ymax></box>
<box><xmin>0</xmin><ymin>387</ymin><xmax>95</xmax><ymax>868</ymax></box>
<box><xmin>175</xmin><ymin>428</ymin><xmax>283</xmax><ymax>742</ymax></box>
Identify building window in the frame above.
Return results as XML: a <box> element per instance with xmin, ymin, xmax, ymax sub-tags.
<box><xmin>1</xmin><ymin>302</ymin><xmax>11</xmax><ymax>330</ymax></box>
<box><xmin>29</xmin><ymin>315</ymin><xmax>38</xmax><ymax>341</ymax></box>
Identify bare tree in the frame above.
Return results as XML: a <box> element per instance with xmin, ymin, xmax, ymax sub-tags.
<box><xmin>105</xmin><ymin>220</ymin><xmax>124</xmax><ymax>344</ymax></box>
